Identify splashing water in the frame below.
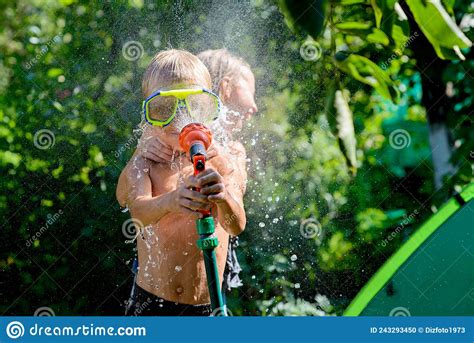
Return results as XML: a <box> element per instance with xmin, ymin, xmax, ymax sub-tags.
<box><xmin>211</xmin><ymin>106</ymin><xmax>246</xmax><ymax>148</ymax></box>
<box><xmin>116</xmin><ymin>0</ymin><xmax>334</xmax><ymax>310</ymax></box>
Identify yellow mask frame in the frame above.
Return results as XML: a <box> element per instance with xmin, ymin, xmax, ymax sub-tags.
<box><xmin>142</xmin><ymin>87</ymin><xmax>221</xmax><ymax>127</ymax></box>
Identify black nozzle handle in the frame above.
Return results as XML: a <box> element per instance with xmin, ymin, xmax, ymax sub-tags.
<box><xmin>189</xmin><ymin>142</ymin><xmax>207</xmax><ymax>162</ymax></box>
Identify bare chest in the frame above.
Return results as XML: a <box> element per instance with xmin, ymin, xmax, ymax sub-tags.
<box><xmin>148</xmin><ymin>158</ymin><xmax>193</xmax><ymax>196</ymax></box>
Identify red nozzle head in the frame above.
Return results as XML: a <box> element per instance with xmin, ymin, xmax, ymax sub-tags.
<box><xmin>179</xmin><ymin>123</ymin><xmax>213</xmax><ymax>155</ymax></box>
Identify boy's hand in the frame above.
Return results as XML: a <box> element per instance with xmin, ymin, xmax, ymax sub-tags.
<box><xmin>138</xmin><ymin>137</ymin><xmax>219</xmax><ymax>163</ymax></box>
<box><xmin>195</xmin><ymin>168</ymin><xmax>227</xmax><ymax>203</ymax></box>
<box><xmin>170</xmin><ymin>178</ymin><xmax>211</xmax><ymax>217</ymax></box>
<box><xmin>139</xmin><ymin>136</ymin><xmax>178</xmax><ymax>163</ymax></box>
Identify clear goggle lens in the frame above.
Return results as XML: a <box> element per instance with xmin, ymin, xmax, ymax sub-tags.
<box><xmin>144</xmin><ymin>89</ymin><xmax>220</xmax><ymax>127</ymax></box>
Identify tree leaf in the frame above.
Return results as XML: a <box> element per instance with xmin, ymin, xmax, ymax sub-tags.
<box><xmin>390</xmin><ymin>22</ymin><xmax>410</xmax><ymax>49</ymax></box>
<box><xmin>371</xmin><ymin>0</ymin><xmax>397</xmax><ymax>34</ymax></box>
<box><xmin>337</xmin><ymin>0</ymin><xmax>367</xmax><ymax>4</ymax></box>
<box><xmin>334</xmin><ymin>52</ymin><xmax>398</xmax><ymax>101</ymax></box>
<box><xmin>335</xmin><ymin>21</ymin><xmax>390</xmax><ymax>45</ymax></box>
<box><xmin>371</xmin><ymin>0</ymin><xmax>383</xmax><ymax>28</ymax></box>
<box><xmin>431</xmin><ymin>41</ymin><xmax>467</xmax><ymax>60</ymax></box>
<box><xmin>442</xmin><ymin>0</ymin><xmax>456</xmax><ymax>16</ymax></box>
<box><xmin>279</xmin><ymin>0</ymin><xmax>328</xmax><ymax>39</ymax></box>
<box><xmin>325</xmin><ymin>82</ymin><xmax>358</xmax><ymax>173</ymax></box>
<box><xmin>406</xmin><ymin>0</ymin><xmax>472</xmax><ymax>52</ymax></box>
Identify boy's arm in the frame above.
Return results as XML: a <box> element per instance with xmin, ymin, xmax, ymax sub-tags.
<box><xmin>197</xmin><ymin>146</ymin><xmax>247</xmax><ymax>236</ymax></box>
<box><xmin>116</xmin><ymin>149</ymin><xmax>139</xmax><ymax>208</ymax></box>
<box><xmin>116</xmin><ymin>130</ymin><xmax>177</xmax><ymax>208</ymax></box>
<box><xmin>220</xmin><ymin>144</ymin><xmax>247</xmax><ymax>235</ymax></box>
<box><xmin>216</xmin><ymin>183</ymin><xmax>246</xmax><ymax>236</ymax></box>
<box><xmin>127</xmin><ymin>156</ymin><xmax>208</xmax><ymax>227</ymax></box>
<box><xmin>125</xmin><ymin>156</ymin><xmax>173</xmax><ymax>227</ymax></box>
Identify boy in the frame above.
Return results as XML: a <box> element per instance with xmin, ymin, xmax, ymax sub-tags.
<box><xmin>118</xmin><ymin>49</ymin><xmax>258</xmax><ymax>301</ymax></box>
<box><xmin>121</xmin><ymin>49</ymin><xmax>246</xmax><ymax>316</ymax></box>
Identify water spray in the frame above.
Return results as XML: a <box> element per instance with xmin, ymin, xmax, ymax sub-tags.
<box><xmin>178</xmin><ymin>123</ymin><xmax>227</xmax><ymax>316</ymax></box>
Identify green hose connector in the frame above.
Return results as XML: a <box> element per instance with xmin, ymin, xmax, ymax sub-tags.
<box><xmin>196</xmin><ymin>216</ymin><xmax>215</xmax><ymax>235</ymax></box>
<box><xmin>195</xmin><ymin>216</ymin><xmax>227</xmax><ymax>316</ymax></box>
<box><xmin>197</xmin><ymin>237</ymin><xmax>219</xmax><ymax>250</ymax></box>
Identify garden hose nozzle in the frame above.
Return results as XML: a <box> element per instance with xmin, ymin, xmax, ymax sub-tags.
<box><xmin>178</xmin><ymin>123</ymin><xmax>226</xmax><ymax>315</ymax></box>
<box><xmin>179</xmin><ymin>123</ymin><xmax>213</xmax><ymax>216</ymax></box>
<box><xmin>179</xmin><ymin>122</ymin><xmax>212</xmax><ymax>173</ymax></box>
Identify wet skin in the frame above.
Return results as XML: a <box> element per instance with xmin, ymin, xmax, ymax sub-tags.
<box><xmin>129</xmin><ymin>142</ymin><xmax>246</xmax><ymax>305</ymax></box>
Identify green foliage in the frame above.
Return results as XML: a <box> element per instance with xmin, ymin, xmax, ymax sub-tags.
<box><xmin>406</xmin><ymin>0</ymin><xmax>472</xmax><ymax>59</ymax></box>
<box><xmin>334</xmin><ymin>52</ymin><xmax>398</xmax><ymax>101</ymax></box>
<box><xmin>279</xmin><ymin>0</ymin><xmax>328</xmax><ymax>39</ymax></box>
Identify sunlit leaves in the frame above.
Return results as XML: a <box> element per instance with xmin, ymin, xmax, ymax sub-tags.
<box><xmin>0</xmin><ymin>151</ymin><xmax>21</xmax><ymax>167</ymax></box>
<box><xmin>371</xmin><ymin>0</ymin><xmax>397</xmax><ymax>37</ymax></box>
<box><xmin>334</xmin><ymin>52</ymin><xmax>398</xmax><ymax>101</ymax></box>
<box><xmin>334</xmin><ymin>21</ymin><xmax>390</xmax><ymax>45</ymax></box>
<box><xmin>47</xmin><ymin>68</ymin><xmax>63</xmax><ymax>78</ymax></box>
<box><xmin>318</xmin><ymin>232</ymin><xmax>354</xmax><ymax>271</ymax></box>
<box><xmin>406</xmin><ymin>0</ymin><xmax>472</xmax><ymax>60</ymax></box>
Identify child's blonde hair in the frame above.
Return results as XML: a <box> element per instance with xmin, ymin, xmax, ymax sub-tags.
<box><xmin>142</xmin><ymin>49</ymin><xmax>212</xmax><ymax>98</ymax></box>
<box><xmin>197</xmin><ymin>49</ymin><xmax>251</xmax><ymax>94</ymax></box>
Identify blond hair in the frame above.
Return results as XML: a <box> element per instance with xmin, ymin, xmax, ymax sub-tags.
<box><xmin>197</xmin><ymin>49</ymin><xmax>251</xmax><ymax>94</ymax></box>
<box><xmin>142</xmin><ymin>49</ymin><xmax>212</xmax><ymax>98</ymax></box>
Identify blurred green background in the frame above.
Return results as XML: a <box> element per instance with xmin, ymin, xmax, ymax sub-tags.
<box><xmin>0</xmin><ymin>0</ymin><xmax>472</xmax><ymax>315</ymax></box>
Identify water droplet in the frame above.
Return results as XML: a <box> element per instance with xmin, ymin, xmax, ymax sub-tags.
<box><xmin>258</xmin><ymin>222</ymin><xmax>265</xmax><ymax>228</ymax></box>
<box><xmin>290</xmin><ymin>254</ymin><xmax>297</xmax><ymax>261</ymax></box>
<box><xmin>175</xmin><ymin>265</ymin><xmax>182</xmax><ymax>272</ymax></box>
